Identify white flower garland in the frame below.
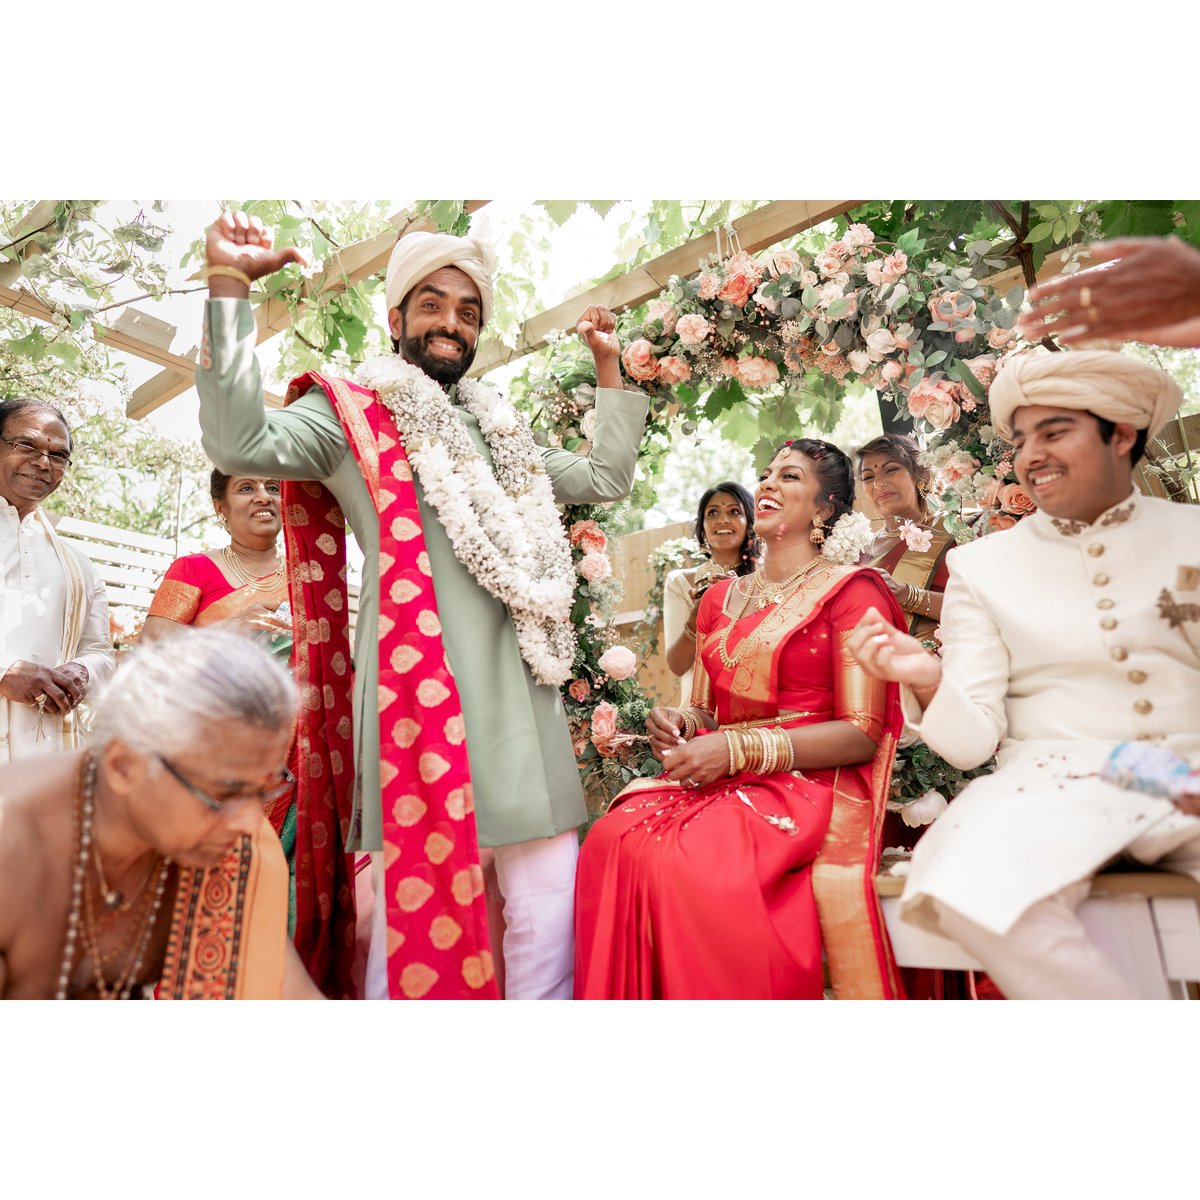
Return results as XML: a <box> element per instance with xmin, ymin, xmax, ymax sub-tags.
<box><xmin>357</xmin><ymin>355</ymin><xmax>577</xmax><ymax>687</ymax></box>
<box><xmin>821</xmin><ymin>510</ymin><xmax>873</xmax><ymax>565</ymax></box>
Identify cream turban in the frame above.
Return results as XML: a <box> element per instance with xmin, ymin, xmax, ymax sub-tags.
<box><xmin>384</xmin><ymin>231</ymin><xmax>497</xmax><ymax>325</ymax></box>
<box><xmin>988</xmin><ymin>350</ymin><xmax>1183</xmax><ymax>441</ymax></box>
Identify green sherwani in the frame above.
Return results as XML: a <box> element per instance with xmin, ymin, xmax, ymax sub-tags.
<box><xmin>197</xmin><ymin>298</ymin><xmax>647</xmax><ymax>849</ymax></box>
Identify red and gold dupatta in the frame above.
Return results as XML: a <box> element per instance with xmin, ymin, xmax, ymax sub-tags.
<box><xmin>287</xmin><ymin>372</ymin><xmax>497</xmax><ymax>1000</ymax></box>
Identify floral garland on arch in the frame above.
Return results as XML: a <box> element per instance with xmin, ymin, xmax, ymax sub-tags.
<box><xmin>526</xmin><ymin>221</ymin><xmax>1045</xmax><ymax>817</ymax></box>
<box><xmin>615</xmin><ymin>226</ymin><xmax>1032</xmax><ymax>532</ymax></box>
<box><xmin>358</xmin><ymin>355</ymin><xmax>578</xmax><ymax>687</ymax></box>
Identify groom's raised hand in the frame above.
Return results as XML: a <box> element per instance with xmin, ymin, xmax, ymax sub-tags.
<box><xmin>204</xmin><ymin>210</ymin><xmax>308</xmax><ymax>298</ymax></box>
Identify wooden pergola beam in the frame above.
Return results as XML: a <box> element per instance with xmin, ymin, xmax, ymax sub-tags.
<box><xmin>127</xmin><ymin>201</ymin><xmax>491</xmax><ymax>419</ymax></box>
<box><xmin>468</xmin><ymin>200</ymin><xmax>863</xmax><ymax>378</ymax></box>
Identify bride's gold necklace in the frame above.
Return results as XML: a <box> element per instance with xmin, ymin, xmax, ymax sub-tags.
<box><xmin>717</xmin><ymin>559</ymin><xmax>826</xmax><ymax>670</ymax></box>
<box><xmin>223</xmin><ymin>544</ymin><xmax>284</xmax><ymax>592</ymax></box>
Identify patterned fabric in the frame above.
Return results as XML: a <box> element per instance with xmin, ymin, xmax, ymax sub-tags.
<box><xmin>280</xmin><ymin>373</ymin><xmax>361</xmax><ymax>998</ymax></box>
<box><xmin>292</xmin><ymin>372</ymin><xmax>497</xmax><ymax>1000</ymax></box>
<box><xmin>158</xmin><ymin>820</ymin><xmax>288</xmax><ymax>1000</ymax></box>
<box><xmin>147</xmin><ymin>553</ymin><xmax>287</xmax><ymax>626</ymax></box>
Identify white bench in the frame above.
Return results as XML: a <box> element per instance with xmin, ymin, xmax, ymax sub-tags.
<box><xmin>51</xmin><ymin>515</ymin><xmax>360</xmax><ymax>636</ymax></box>
<box><xmin>875</xmin><ymin>871</ymin><xmax>1200</xmax><ymax>999</ymax></box>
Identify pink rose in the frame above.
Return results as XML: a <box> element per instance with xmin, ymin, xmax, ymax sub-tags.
<box><xmin>864</xmin><ymin>259</ymin><xmax>885</xmax><ymax>287</ymax></box>
<box><xmin>597</xmin><ymin>645</ymin><xmax>637</xmax><ymax>681</ymax></box>
<box><xmin>770</xmin><ymin>248</ymin><xmax>802</xmax><ymax>276</ymax></box>
<box><xmin>579</xmin><ymin>552</ymin><xmax>612</xmax><ymax>582</ymax></box>
<box><xmin>820</xmin><ymin>340</ymin><xmax>843</xmax><ymax>357</ymax></box>
<box><xmin>928</xmin><ymin>290</ymin><xmax>977</xmax><ymax>326</ymax></box>
<box><xmin>827</xmin><ymin>240</ymin><xmax>851</xmax><ymax>259</ymax></box>
<box><xmin>964</xmin><ymin>355</ymin><xmax>998</xmax><ymax>388</ymax></box>
<box><xmin>717</xmin><ymin>271</ymin><xmax>756</xmax><ymax>308</ymax></box>
<box><xmin>844</xmin><ymin>223</ymin><xmax>876</xmax><ymax>249</ymax></box>
<box><xmin>724</xmin><ymin>250</ymin><xmax>764</xmax><ymax>282</ymax></box>
<box><xmin>696</xmin><ymin>271</ymin><xmax>722</xmax><ymax>300</ymax></box>
<box><xmin>954</xmin><ymin>328</ymin><xmax>977</xmax><ymax>343</ymax></box>
<box><xmin>590</xmin><ymin>701</ymin><xmax>620</xmax><ymax>757</ymax></box>
<box><xmin>568</xmin><ymin>679</ymin><xmax>591</xmax><ymax>702</ymax></box>
<box><xmin>940</xmin><ymin>450</ymin><xmax>979</xmax><ymax>485</ymax></box>
<box><xmin>736</xmin><ymin>356</ymin><xmax>780</xmax><ymax>388</ymax></box>
<box><xmin>977</xmin><ymin>476</ymin><xmax>1004</xmax><ymax>508</ymax></box>
<box><xmin>569</xmin><ymin>519</ymin><xmax>608</xmax><ymax>555</ymax></box>
<box><xmin>675</xmin><ymin>313</ymin><xmax>712</xmax><ymax>346</ymax></box>
<box><xmin>621</xmin><ymin>338</ymin><xmax>660</xmax><ymax>382</ymax></box>
<box><xmin>906</xmin><ymin>380</ymin><xmax>962</xmax><ymax>431</ymax></box>
<box><xmin>657</xmin><ymin>355</ymin><xmax>692</xmax><ymax>385</ymax></box>
<box><xmin>881</xmin><ymin>251</ymin><xmax>908</xmax><ymax>281</ymax></box>
<box><xmin>998</xmin><ymin>482</ymin><xmax>1036</xmax><ymax>516</ymax></box>
<box><xmin>720</xmin><ymin>355</ymin><xmax>739</xmax><ymax>377</ymax></box>
<box><xmin>645</xmin><ymin>299</ymin><xmax>678</xmax><ymax>335</ymax></box>
<box><xmin>880</xmin><ymin>360</ymin><xmax>903</xmax><ymax>383</ymax></box>
<box><xmin>987</xmin><ymin>325</ymin><xmax>1016</xmax><ymax>350</ymax></box>
<box><xmin>893</xmin><ymin>323</ymin><xmax>916</xmax><ymax>350</ymax></box>
<box><xmin>799</xmin><ymin>269</ymin><xmax>819</xmax><ymax>288</ymax></box>
<box><xmin>987</xmin><ymin>513</ymin><xmax>1018</xmax><ymax>533</ymax></box>
<box><xmin>817</xmin><ymin>252</ymin><xmax>844</xmax><ymax>278</ymax></box>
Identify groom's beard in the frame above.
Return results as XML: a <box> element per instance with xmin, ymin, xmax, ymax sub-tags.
<box><xmin>398</xmin><ymin>317</ymin><xmax>478</xmax><ymax>387</ymax></box>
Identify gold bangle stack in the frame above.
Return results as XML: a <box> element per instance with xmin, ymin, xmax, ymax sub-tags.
<box><xmin>679</xmin><ymin>710</ymin><xmax>700</xmax><ymax>740</ymax></box>
<box><xmin>901</xmin><ymin>584</ymin><xmax>934</xmax><ymax>617</ymax></box>
<box><xmin>722</xmin><ymin>725</ymin><xmax>795</xmax><ymax>775</ymax></box>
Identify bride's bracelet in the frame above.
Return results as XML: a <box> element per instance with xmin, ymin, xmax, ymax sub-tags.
<box><xmin>679</xmin><ymin>710</ymin><xmax>700</xmax><ymax>740</ymax></box>
<box><xmin>722</xmin><ymin>725</ymin><xmax>795</xmax><ymax>775</ymax></box>
<box><xmin>901</xmin><ymin>584</ymin><xmax>934</xmax><ymax>616</ymax></box>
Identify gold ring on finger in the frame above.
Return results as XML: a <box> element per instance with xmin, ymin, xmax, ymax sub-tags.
<box><xmin>1085</xmin><ymin>306</ymin><xmax>1100</xmax><ymax>324</ymax></box>
<box><xmin>1079</xmin><ymin>285</ymin><xmax>1092</xmax><ymax>309</ymax></box>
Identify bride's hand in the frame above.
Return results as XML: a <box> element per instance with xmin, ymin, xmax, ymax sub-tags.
<box><xmin>646</xmin><ymin>706</ymin><xmax>686</xmax><ymax>758</ymax></box>
<box><xmin>660</xmin><ymin>733</ymin><xmax>729</xmax><ymax>787</ymax></box>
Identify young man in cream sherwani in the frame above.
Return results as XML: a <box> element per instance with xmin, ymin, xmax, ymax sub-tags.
<box><xmin>0</xmin><ymin>399</ymin><xmax>114</xmax><ymax>759</ymax></box>
<box><xmin>850</xmin><ymin>350</ymin><xmax>1200</xmax><ymax>999</ymax></box>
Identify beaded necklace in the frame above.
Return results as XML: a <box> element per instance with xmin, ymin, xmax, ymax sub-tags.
<box><xmin>55</xmin><ymin>753</ymin><xmax>172</xmax><ymax>1000</ymax></box>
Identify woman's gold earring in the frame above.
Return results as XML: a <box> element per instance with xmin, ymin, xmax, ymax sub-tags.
<box><xmin>810</xmin><ymin>517</ymin><xmax>825</xmax><ymax>545</ymax></box>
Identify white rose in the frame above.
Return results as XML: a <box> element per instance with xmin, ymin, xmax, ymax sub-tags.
<box><xmin>901</xmin><ymin>790</ymin><xmax>949</xmax><ymax>827</ymax></box>
<box><xmin>597</xmin><ymin>645</ymin><xmax>638</xmax><ymax>680</ymax></box>
<box><xmin>865</xmin><ymin>328</ymin><xmax>897</xmax><ymax>357</ymax></box>
<box><xmin>580</xmin><ymin>408</ymin><xmax>597</xmax><ymax>440</ymax></box>
<box><xmin>799</xmin><ymin>270</ymin><xmax>819</xmax><ymax>288</ymax></box>
<box><xmin>847</xmin><ymin>349</ymin><xmax>871</xmax><ymax>374</ymax></box>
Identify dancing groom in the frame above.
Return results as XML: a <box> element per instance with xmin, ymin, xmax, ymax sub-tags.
<box><xmin>196</xmin><ymin>210</ymin><xmax>647</xmax><ymax>999</ymax></box>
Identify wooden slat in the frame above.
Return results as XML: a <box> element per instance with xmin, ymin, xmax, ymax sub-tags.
<box><xmin>53</xmin><ymin>515</ymin><xmax>194</xmax><ymax>555</ymax></box>
<box><xmin>875</xmin><ymin>871</ymin><xmax>1200</xmax><ymax>901</ymax></box>
<box><xmin>57</xmin><ymin>536</ymin><xmax>174</xmax><ymax>574</ymax></box>
<box><xmin>127</xmin><ymin>201</ymin><xmax>491</xmax><ymax>419</ymax></box>
<box><xmin>469</xmin><ymin>200</ymin><xmax>862</xmax><ymax>378</ymax></box>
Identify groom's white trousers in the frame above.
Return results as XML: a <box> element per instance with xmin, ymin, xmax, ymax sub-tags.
<box><xmin>364</xmin><ymin>830</ymin><xmax>579</xmax><ymax>1000</ymax></box>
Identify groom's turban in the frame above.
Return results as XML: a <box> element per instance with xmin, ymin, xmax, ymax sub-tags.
<box><xmin>385</xmin><ymin>232</ymin><xmax>497</xmax><ymax>326</ymax></box>
<box><xmin>988</xmin><ymin>349</ymin><xmax>1183</xmax><ymax>441</ymax></box>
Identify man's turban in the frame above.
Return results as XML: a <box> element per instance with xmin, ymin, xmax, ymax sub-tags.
<box><xmin>384</xmin><ymin>231</ymin><xmax>496</xmax><ymax>325</ymax></box>
<box><xmin>988</xmin><ymin>349</ymin><xmax>1183</xmax><ymax>441</ymax></box>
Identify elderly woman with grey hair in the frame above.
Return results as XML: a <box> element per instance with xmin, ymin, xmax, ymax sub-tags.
<box><xmin>0</xmin><ymin>625</ymin><xmax>321</xmax><ymax>999</ymax></box>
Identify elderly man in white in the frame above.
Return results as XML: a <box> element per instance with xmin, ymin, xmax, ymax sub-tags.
<box><xmin>0</xmin><ymin>398</ymin><xmax>115</xmax><ymax>759</ymax></box>
<box><xmin>849</xmin><ymin>351</ymin><xmax>1200</xmax><ymax>999</ymax></box>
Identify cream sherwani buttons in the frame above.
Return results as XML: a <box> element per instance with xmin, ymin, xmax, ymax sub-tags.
<box><xmin>1097</xmin><ymin>598</ymin><xmax>1114</xmax><ymax>610</ymax></box>
<box><xmin>1093</xmin><ymin>573</ymin><xmax>1110</xmax><ymax>586</ymax></box>
<box><xmin>1100</xmin><ymin>617</ymin><xmax>1117</xmax><ymax>631</ymax></box>
<box><xmin>1128</xmin><ymin>670</ymin><xmax>1148</xmax><ymax>684</ymax></box>
<box><xmin>1087</xmin><ymin>544</ymin><xmax>1104</xmax><ymax>557</ymax></box>
<box><xmin>1133</xmin><ymin>698</ymin><xmax>1153</xmax><ymax>715</ymax></box>
<box><xmin>1110</xmin><ymin>646</ymin><xmax>1128</xmax><ymax>662</ymax></box>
